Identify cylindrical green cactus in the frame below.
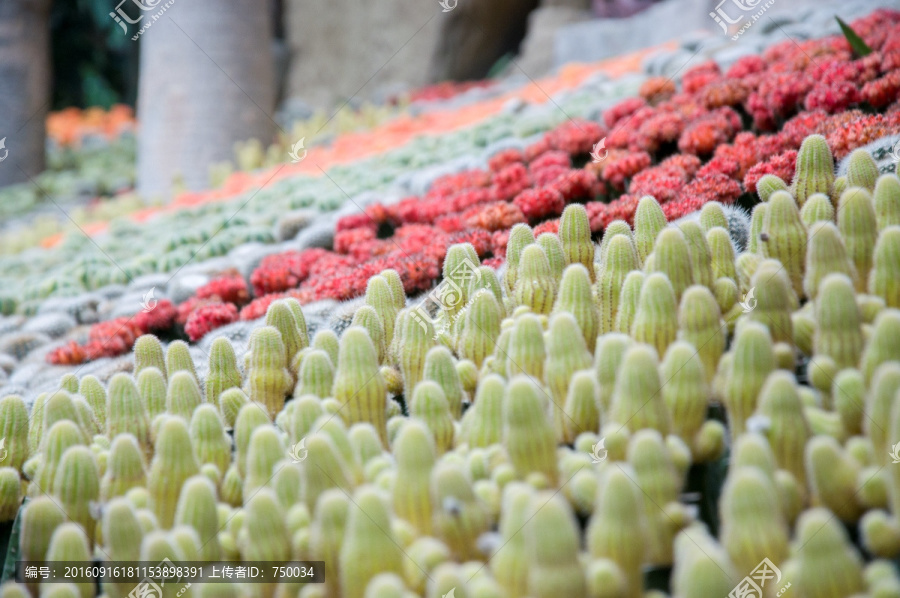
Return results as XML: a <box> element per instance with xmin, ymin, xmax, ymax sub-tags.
<box><xmin>0</xmin><ymin>395</ymin><xmax>28</xmax><ymax>472</ymax></box>
<box><xmin>699</xmin><ymin>201</ymin><xmax>729</xmax><ymax>231</ymax></box>
<box><xmin>396</xmin><ymin>307</ymin><xmax>436</xmax><ymax>394</ymax></box>
<box><xmin>804</xmin><ymin>221</ymin><xmax>857</xmax><ymax>299</ymax></box>
<box><xmin>597</xmin><ymin>219</ymin><xmax>632</xmax><ymax>260</ymax></box>
<box><xmin>300</xmin><ymin>433</ymin><xmax>354</xmax><ymax>511</ymax></box>
<box><xmin>614</xmin><ymin>271</ymin><xmax>644</xmax><ymax>334</ymax></box>
<box><xmin>504</xmin><ymin>223</ymin><xmax>536</xmax><ymax>294</ymax></box>
<box><xmin>756</xmin><ymin>173</ymin><xmax>790</xmax><ymax>202</ymax></box>
<box><xmin>409</xmin><ymin>381</ymin><xmax>454</xmax><ymax>455</ymax></box>
<box><xmin>312</xmin><ymin>329</ymin><xmax>340</xmax><ymax>369</ymax></box>
<box><xmin>378</xmin><ymin>268</ymin><xmax>407</xmax><ymax>312</ymax></box>
<box><xmin>661</xmin><ymin>341</ymin><xmax>708</xmax><ymax>451</ymax></box>
<box><xmin>468</xmin><ymin>265</ymin><xmax>504</xmax><ymax>312</ymax></box>
<box><xmin>595</xmin><ymin>233</ymin><xmax>638</xmax><ymax>335</ymax></box>
<box><xmin>136</xmin><ymin>366</ymin><xmax>167</xmax><ymax>421</ymax></box>
<box><xmin>218</xmin><ymin>387</ymin><xmax>249</xmax><ymax>429</ymax></box>
<box><xmin>352</xmin><ymin>305</ymin><xmax>387</xmax><ymax>364</ymax></box>
<box><xmin>504</xmin><ymin>376</ymin><xmax>558</xmax><ymax>484</ymax></box>
<box><xmin>148</xmin><ymin>416</ymin><xmax>199</xmax><ymax>528</ymax></box>
<box><xmin>869</xmin><ymin>226</ymin><xmax>900</xmax><ymax>308</ymax></box>
<box><xmin>134</xmin><ymin>333</ymin><xmax>167</xmax><ymax>379</ymax></box>
<box><xmin>631</xmin><ymin>272</ymin><xmax>678</xmax><ymax>358</ymax></box>
<box><xmin>514</xmin><ymin>244</ymin><xmax>557</xmax><ymax>315</ymax></box>
<box><xmin>593</xmin><ymin>333</ymin><xmax>632</xmax><ymax>419</ymax></box>
<box><xmin>671</xmin><ymin>523</ymin><xmax>739</xmax><ymax>598</ymax></box>
<box><xmin>866</xmin><ymin>364</ymin><xmax>900</xmax><ymax>467</ymax></box>
<box><xmin>747</xmin><ymin>259</ymin><xmax>795</xmax><ymax>343</ymax></box>
<box><xmin>559</xmin><ymin>204</ymin><xmax>596</xmax><ymax>278</ymax></box>
<box><xmin>748</xmin><ymin>202</ymin><xmax>767</xmax><ymax>254</ymax></box>
<box><xmin>553</xmin><ymin>264</ymin><xmax>599</xmax><ymax>350</ymax></box>
<box><xmin>205</xmin><ymin>337</ymin><xmax>242</xmax><ymax>406</ymax></box>
<box><xmin>755</xmin><ymin>370</ymin><xmax>812</xmax><ymax>489</ymax></box>
<box><xmin>240</xmin><ymin>486</ymin><xmax>290</xmax><ymax>562</ymax></box>
<box><xmin>792</xmin><ymin>134</ymin><xmax>835</xmax><ymax>206</ymax></box>
<box><xmin>392</xmin><ymin>420</ymin><xmax>435</xmax><ymax>535</ymax></box>
<box><xmin>189</xmin><ymin>404</ymin><xmax>231</xmax><ymax>477</ymax></box>
<box><xmin>608</xmin><ymin>344</ymin><xmax>670</xmax><ymax>435</ymax></box>
<box><xmin>791</xmin><ymin>508</ymin><xmax>866</xmax><ymax>597</ymax></box>
<box><xmin>101</xmin><ymin>433</ymin><xmax>146</xmax><ymax>500</ymax></box>
<box><xmin>294</xmin><ymin>348</ymin><xmax>335</xmax><ymax>400</ymax></box>
<box><xmin>814</xmin><ymin>273</ymin><xmax>864</xmax><ymax>369</ymax></box>
<box><xmin>800</xmin><ymin>192</ymin><xmax>836</xmax><ymax>228</ymax></box>
<box><xmin>545</xmin><ymin>312</ymin><xmax>592</xmax><ymax>440</ymax></box>
<box><xmin>333</xmin><ymin>326</ymin><xmax>389</xmax><ymax>445</ymax></box>
<box><xmin>21</xmin><ymin>495</ymin><xmax>66</xmax><ymax>592</ymax></box>
<box><xmin>266</xmin><ymin>299</ymin><xmax>306</xmax><ymax>368</ymax></box>
<box><xmin>874</xmin><ymin>174</ymin><xmax>900</xmax><ymax>231</ymax></box>
<box><xmin>806</xmin><ymin>435</ymin><xmax>862</xmax><ymax>523</ymax></box>
<box><xmin>78</xmin><ymin>375</ymin><xmax>107</xmax><ymax>431</ymax></box>
<box><xmin>650</xmin><ymin>227</ymin><xmax>695</xmax><ymax>301</ymax></box>
<box><xmin>430</xmin><ymin>461</ymin><xmax>490</xmax><ymax>562</ymax></box>
<box><xmin>31</xmin><ymin>423</ymin><xmax>84</xmax><ymax>498</ymax></box>
<box><xmin>53</xmin><ymin>445</ymin><xmax>100</xmax><ymax>546</ymax></box>
<box><xmin>563</xmin><ymin>370</ymin><xmax>600</xmax><ymax>444</ymax></box>
<box><xmin>586</xmin><ymin>466</ymin><xmax>648</xmax><ymax>598</ymax></box>
<box><xmin>723</xmin><ymin>322</ymin><xmax>775</xmax><ymax>437</ymax></box>
<box><xmin>838</xmin><ymin>187</ymin><xmax>878</xmax><ymax>291</ymax></box>
<box><xmin>760</xmin><ymin>190</ymin><xmax>807</xmax><ymax>296</ymax></box>
<box><xmin>340</xmin><ymin>485</ymin><xmax>405</xmax><ymax>598</ymax></box>
<box><xmin>462</xmin><ymin>373</ymin><xmax>504</xmax><ymax>449</ymax></box>
<box><xmin>862</xmin><ymin>309</ymin><xmax>900</xmax><ymax>384</ymax></box>
<box><xmin>504</xmin><ymin>313</ymin><xmax>545</xmax><ymax>381</ymax></box>
<box><xmin>847</xmin><ymin>148</ymin><xmax>880</xmax><ymax>191</ymax></box>
<box><xmin>677</xmin><ymin>285</ymin><xmax>725</xmax><ymax>384</ymax></box>
<box><xmin>309</xmin><ymin>488</ymin><xmax>350</xmax><ymax>594</ymax></box>
<box><xmin>458</xmin><ymin>290</ymin><xmax>502</xmax><ymax>369</ymax></box>
<box><xmin>680</xmin><ymin>221</ymin><xmax>714</xmax><ymax>290</ymax></box>
<box><xmin>105</xmin><ymin>373</ymin><xmax>151</xmax><ymax>454</ymax></box>
<box><xmin>244</xmin><ymin>325</ymin><xmax>293</xmax><ymax>418</ymax></box>
<box><xmin>423</xmin><ymin>346</ymin><xmax>465</xmax><ymax>419</ymax></box>
<box><xmin>101</xmin><ymin>497</ymin><xmax>144</xmax><ymax>598</ymax></box>
<box><xmin>0</xmin><ymin>468</ymin><xmax>20</xmax><ymax>523</ymax></box>
<box><xmin>365</xmin><ymin>275</ymin><xmax>399</xmax><ymax>349</ymax></box>
<box><xmin>634</xmin><ymin>195</ymin><xmax>667</xmax><ymax>266</ymax></box>
<box><xmin>45</xmin><ymin>523</ymin><xmax>93</xmax><ymax>598</ymax></box>
<box><xmin>234</xmin><ymin>402</ymin><xmax>271</xmax><ymax>478</ymax></box>
<box><xmin>526</xmin><ymin>492</ymin><xmax>587</xmax><ymax>598</ymax></box>
<box><xmin>165</xmin><ymin>339</ymin><xmax>199</xmax><ymax>382</ymax></box>
<box><xmin>166</xmin><ymin>370</ymin><xmax>203</xmax><ymax>421</ymax></box>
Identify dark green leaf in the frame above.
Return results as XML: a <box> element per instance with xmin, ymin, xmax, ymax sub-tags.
<box><xmin>836</xmin><ymin>16</ymin><xmax>873</xmax><ymax>57</ymax></box>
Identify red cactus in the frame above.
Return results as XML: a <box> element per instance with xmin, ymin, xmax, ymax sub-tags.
<box><xmin>639</xmin><ymin>77</ymin><xmax>677</xmax><ymax>104</ymax></box>
<box><xmin>488</xmin><ymin>148</ymin><xmax>525</xmax><ymax>172</ymax></box>
<box><xmin>185</xmin><ymin>302</ymin><xmax>239</xmax><ymax>341</ymax></box>
<box><xmin>464</xmin><ymin>201</ymin><xmax>527</xmax><ymax>231</ymax></box>
<box><xmin>513</xmin><ymin>187</ymin><xmax>566</xmax><ymax>222</ymax></box>
<box><xmin>196</xmin><ymin>275</ymin><xmax>249</xmax><ymax>306</ymax></box>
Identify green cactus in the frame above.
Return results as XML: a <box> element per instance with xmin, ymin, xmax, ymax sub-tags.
<box><xmin>462</xmin><ymin>373</ymin><xmax>505</xmax><ymax>449</ymax></box>
<box><xmin>597</xmin><ymin>219</ymin><xmax>632</xmax><ymax>261</ymax></box>
<box><xmin>866</xmin><ymin>364</ymin><xmax>900</xmax><ymax>467</ymax></box>
<box><xmin>593</xmin><ymin>333</ymin><xmax>632</xmax><ymax>420</ymax></box>
<box><xmin>671</xmin><ymin>523</ymin><xmax>739</xmax><ymax>598</ymax></box>
<box><xmin>443</xmin><ymin>243</ymin><xmax>482</xmax><ymax>317</ymax></box>
<box><xmin>101</xmin><ymin>433</ymin><xmax>146</xmax><ymax>500</ymax></box>
<box><xmin>595</xmin><ymin>233</ymin><xmax>639</xmax><ymax>335</ymax></box>
<box><xmin>634</xmin><ymin>195</ymin><xmax>667</xmax><ymax>266</ymax></box>
<box><xmin>526</xmin><ymin>492</ymin><xmax>587</xmax><ymax>598</ymax></box>
<box><xmin>218</xmin><ymin>387</ymin><xmax>249</xmax><ymax>429</ymax></box>
<box><xmin>300</xmin><ymin>433</ymin><xmax>354</xmax><ymax>511</ymax></box>
<box><xmin>756</xmin><ymin>173</ymin><xmax>790</xmax><ymax>202</ymax></box>
<box><xmin>631</xmin><ymin>272</ymin><xmax>678</xmax><ymax>358</ymax></box>
<box><xmin>165</xmin><ymin>339</ymin><xmax>199</xmax><ymax>382</ymax></box>
<box><xmin>136</xmin><ymin>366</ymin><xmax>167</xmax><ymax>420</ymax></box>
<box><xmin>40</xmin><ymin>390</ymin><xmax>86</xmax><ymax>443</ymax></box>
<box><xmin>283</xmin><ymin>295</ymin><xmax>312</xmax><ymax>348</ymax></box>
<box><xmin>814</xmin><ymin>273</ymin><xmax>864</xmax><ymax>369</ymax></box>
<box><xmin>240</xmin><ymin>489</ymin><xmax>291</xmax><ymax>589</ymax></box>
<box><xmin>661</xmin><ymin>341</ymin><xmax>708</xmax><ymax>449</ymax></box>
<box><xmin>340</xmin><ymin>486</ymin><xmax>405</xmax><ymax>598</ymax></box>
<box><xmin>312</xmin><ymin>329</ymin><xmax>341</xmax><ymax>369</ymax></box>
<box><xmin>874</xmin><ymin>174</ymin><xmax>900</xmax><ymax>231</ymax></box>
<box><xmin>31</xmin><ymin>421</ymin><xmax>84</xmax><ymax>498</ymax></box>
<box><xmin>55</xmin><ymin>373</ymin><xmax>76</xmax><ymax>394</ymax></box>
<box><xmin>396</xmin><ymin>307</ymin><xmax>436</xmax><ymax>394</ymax></box>
<box><xmin>680</xmin><ymin>221</ymin><xmax>714</xmax><ymax>290</ymax></box>
<box><xmin>20</xmin><ymin>495</ymin><xmax>66</xmax><ymax>587</ymax></box>
<box><xmin>166</xmin><ymin>370</ymin><xmax>203</xmax><ymax>421</ymax></box>
<box><xmin>352</xmin><ymin>305</ymin><xmax>387</xmax><ymax>364</ymax></box>
<box><xmin>309</xmin><ymin>488</ymin><xmax>350</xmax><ymax>594</ymax></box>
<box><xmin>0</xmin><ymin>468</ymin><xmax>20</xmax><ymax>522</ymax></box>
<box><xmin>0</xmin><ymin>395</ymin><xmax>28</xmax><ymax>471</ymax></box>
<box><xmin>800</xmin><ymin>192</ymin><xmax>836</xmax><ymax>227</ymax></box>
<box><xmin>650</xmin><ymin>227</ymin><xmax>695</xmax><ymax>301</ymax></box>
<box><xmin>545</xmin><ymin>312</ymin><xmax>592</xmax><ymax>440</ymax></box>
<box><xmin>755</xmin><ymin>370</ymin><xmax>812</xmax><ymax>489</ymax></box>
<box><xmin>244</xmin><ymin>325</ymin><xmax>293</xmax><ymax>418</ymax></box>
<box><xmin>723</xmin><ymin>322</ymin><xmax>775</xmax><ymax>437</ymax></box>
<box><xmin>148</xmin><ymin>416</ymin><xmax>199</xmax><ymax>528</ymax></box>
<box><xmin>676</xmin><ymin>285</ymin><xmax>725</xmax><ymax>384</ymax></box>
<box><xmin>760</xmin><ymin>190</ymin><xmax>807</xmax><ymax>296</ymax></box>
<box><xmin>378</xmin><ymin>268</ymin><xmax>407</xmax><ymax>312</ymax></box>
<box><xmin>295</xmin><ymin>348</ymin><xmax>335</xmax><ymax>400</ymax></box>
<box><xmin>333</xmin><ymin>326</ymin><xmax>389</xmax><ymax>444</ymax></box>
<box><xmin>189</xmin><ymin>404</ymin><xmax>231</xmax><ymax>477</ymax></box>
<box><xmin>504</xmin><ymin>223</ymin><xmax>536</xmax><ymax>294</ymax></box>
<box><xmin>431</xmin><ymin>460</ymin><xmax>490</xmax><ymax>562</ymax></box>
<box><xmin>869</xmin><ymin>226</ymin><xmax>900</xmax><ymax>308</ymax></box>
<box><xmin>205</xmin><ymin>337</ymin><xmax>242</xmax><ymax>406</ymax></box>
<box><xmin>609</xmin><ymin>344</ymin><xmax>670</xmax><ymax>434</ymax></box>
<box><xmin>747</xmin><ymin>259</ymin><xmax>795</xmax><ymax>343</ymax></box>
<box><xmin>832</xmin><ymin>175</ymin><xmax>848</xmax><ymax>203</ymax></box>
<box><xmin>553</xmin><ymin>264</ymin><xmax>599</xmax><ymax>350</ymax></box>
<box><xmin>410</xmin><ymin>381</ymin><xmax>454</xmax><ymax>455</ymax></box>
<box><xmin>862</xmin><ymin>309</ymin><xmax>900</xmax><ymax>384</ymax></box>
<box><xmin>134</xmin><ymin>334</ymin><xmax>167</xmax><ymax>379</ymax></box>
<box><xmin>586</xmin><ymin>466</ymin><xmax>648</xmax><ymax>598</ymax></box>
<box><xmin>234</xmin><ymin>402</ymin><xmax>272</xmax><ymax>478</ymax></box>
<box><xmin>699</xmin><ymin>201</ymin><xmax>730</xmax><ymax>231</ymax></box>
<box><xmin>53</xmin><ymin>445</ymin><xmax>100</xmax><ymax>545</ymax></box>
<box><xmin>838</xmin><ymin>187</ymin><xmax>878</xmax><ymax>291</ymax></box>
<box><xmin>847</xmin><ymin>148</ymin><xmax>880</xmax><ymax>191</ymax></box>
<box><xmin>791</xmin><ymin>134</ymin><xmax>835</xmax><ymax>206</ymax></box>
<box><xmin>804</xmin><ymin>221</ymin><xmax>857</xmax><ymax>299</ymax></box>
<box><xmin>290</xmin><ymin>395</ymin><xmax>324</xmax><ymax>445</ymax></box>
<box><xmin>806</xmin><ymin>435</ymin><xmax>862</xmax><ymax>523</ymax></box>
<box><xmin>458</xmin><ymin>290</ymin><xmax>502</xmax><ymax>369</ymax></box>
<box><xmin>364</xmin><ymin>275</ymin><xmax>399</xmax><ymax>351</ymax></box>
<box><xmin>101</xmin><ymin>497</ymin><xmax>144</xmax><ymax>598</ymax></box>
<box><xmin>265</xmin><ymin>300</ymin><xmax>305</xmax><ymax>369</ymax></box>
<box><xmin>392</xmin><ymin>420</ymin><xmax>435</xmax><ymax>535</ymax></box>
<box><xmin>614</xmin><ymin>271</ymin><xmax>644</xmax><ymax>334</ymax></box>
<box><xmin>503</xmin><ymin>313</ymin><xmax>543</xmax><ymax>382</ymax></box>
<box><xmin>563</xmin><ymin>370</ymin><xmax>600</xmax><ymax>445</ymax></box>
<box><xmin>78</xmin><ymin>375</ymin><xmax>107</xmax><ymax>430</ymax></box>
<box><xmin>423</xmin><ymin>346</ymin><xmax>465</xmax><ymax>419</ymax></box>
<box><xmin>467</xmin><ymin>265</ymin><xmax>504</xmax><ymax>311</ymax></box>
<box><xmin>504</xmin><ymin>376</ymin><xmax>558</xmax><ymax>484</ymax></box>
<box><xmin>45</xmin><ymin>523</ymin><xmax>93</xmax><ymax>598</ymax></box>
<box><xmin>513</xmin><ymin>244</ymin><xmax>557</xmax><ymax>315</ymax></box>
<box><xmin>748</xmin><ymin>202</ymin><xmax>767</xmax><ymax>254</ymax></box>
<box><xmin>791</xmin><ymin>508</ymin><xmax>866</xmax><ymax>597</ymax></box>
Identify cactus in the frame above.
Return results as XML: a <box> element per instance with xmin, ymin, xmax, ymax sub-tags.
<box><xmin>218</xmin><ymin>387</ymin><xmax>249</xmax><ymax>429</ymax></box>
<box><xmin>31</xmin><ymin>420</ymin><xmax>85</xmax><ymax>497</ymax></box>
<box><xmin>462</xmin><ymin>373</ymin><xmax>505</xmax><ymax>449</ymax></box>
<box><xmin>609</xmin><ymin>344</ymin><xmax>670</xmax><ymax>434</ymax></box>
<box><xmin>504</xmin><ymin>376</ymin><xmax>558</xmax><ymax>484</ymax></box>
<box><xmin>423</xmin><ymin>346</ymin><xmax>465</xmax><ymax>419</ymax></box>
<box><xmin>300</xmin><ymin>433</ymin><xmax>354</xmax><ymax>510</ymax></box>
<box><xmin>806</xmin><ymin>435</ymin><xmax>862</xmax><ymax>523</ymax></box>
<box><xmin>747</xmin><ymin>259</ymin><xmax>795</xmax><ymax>343</ymax></box>
<box><xmin>467</xmin><ymin>265</ymin><xmax>504</xmax><ymax>311</ymax></box>
<box><xmin>513</xmin><ymin>244</ymin><xmax>556</xmax><ymax>315</ymax></box>
<box><xmin>77</xmin><ymin>375</ymin><xmax>107</xmax><ymax>430</ymax></box>
<box><xmin>559</xmin><ymin>204</ymin><xmax>596</xmax><ymax>277</ymax></box>
<box><xmin>309</xmin><ymin>488</ymin><xmax>350</xmax><ymax>594</ymax></box>
<box><xmin>136</xmin><ymin>366</ymin><xmax>167</xmax><ymax>420</ymax></box>
<box><xmin>760</xmin><ymin>190</ymin><xmax>807</xmax><ymax>296</ymax></box>
<box><xmin>593</xmin><ymin>333</ymin><xmax>632</xmax><ymax>420</ymax></box>
<box><xmin>502</xmin><ymin>314</ymin><xmax>543</xmax><ymax>382</ymax></box>
<box><xmin>661</xmin><ymin>341</ymin><xmax>708</xmax><ymax>449</ymax></box>
<box><xmin>597</xmin><ymin>219</ymin><xmax>632</xmax><ymax>261</ymax></box>
<box><xmin>397</xmin><ymin>307</ymin><xmax>437</xmax><ymax>394</ymax></box>
<box><xmin>244</xmin><ymin>325</ymin><xmax>292</xmax><ymax>418</ymax></box>
<box><xmin>563</xmin><ymin>371</ymin><xmax>600</xmax><ymax>444</ymax></box>
<box><xmin>869</xmin><ymin>226</ymin><xmax>900</xmax><ymax>308</ymax></box>
<box><xmin>867</xmin><ymin>364</ymin><xmax>900</xmax><ymax>467</ymax></box>
<box><xmin>847</xmin><ymin>148</ymin><xmax>880</xmax><ymax>191</ymax></box>
<box><xmin>189</xmin><ymin>404</ymin><xmax>231</xmax><ymax>477</ymax></box>
<box><xmin>723</xmin><ymin>322</ymin><xmax>775</xmax><ymax>437</ymax></box>
<box><xmin>0</xmin><ymin>395</ymin><xmax>27</xmax><ymax>471</ymax></box>
<box><xmin>671</xmin><ymin>523</ymin><xmax>739</xmax><ymax>598</ymax></box>
<box><xmin>634</xmin><ymin>195</ymin><xmax>667</xmax><ymax>266</ymax></box>
<box><xmin>791</xmin><ymin>134</ymin><xmax>835</xmax><ymax>206</ymax></box>
<box><xmin>0</xmin><ymin>468</ymin><xmax>20</xmax><ymax>522</ymax></box>
<box><xmin>134</xmin><ymin>334</ymin><xmax>167</xmax><ymax>379</ymax></box>
<box><xmin>814</xmin><ymin>273</ymin><xmax>864</xmax><ymax>369</ymax></box>
<box><xmin>365</xmin><ymin>275</ymin><xmax>399</xmax><ymax>350</ymax></box>
<box><xmin>392</xmin><ymin>420</ymin><xmax>435</xmax><ymax>535</ymax></box>
<box><xmin>545</xmin><ymin>312</ymin><xmax>592</xmax><ymax>440</ymax></box>
<box><xmin>266</xmin><ymin>299</ymin><xmax>306</xmax><ymax>368</ymax></box>
<box><xmin>295</xmin><ymin>348</ymin><xmax>335</xmax><ymax>400</ymax></box>
<box><xmin>756</xmin><ymin>173</ymin><xmax>790</xmax><ymax>202</ymax></box>
<box><xmin>352</xmin><ymin>305</ymin><xmax>387</xmax><ymax>364</ymax></box>
<box><xmin>101</xmin><ymin>433</ymin><xmax>146</xmax><ymax>500</ymax></box>
<box><xmin>790</xmin><ymin>508</ymin><xmax>866</xmax><ymax>597</ymax></box>
<box><xmin>40</xmin><ymin>390</ymin><xmax>85</xmax><ymax>442</ymax></box>
<box><xmin>595</xmin><ymin>233</ymin><xmax>639</xmax><ymax>335</ymax></box>
<box><xmin>676</xmin><ymin>285</ymin><xmax>725</xmax><ymax>384</ymax></box>
<box><xmin>333</xmin><ymin>326</ymin><xmax>389</xmax><ymax>444</ymax></box>
<box><xmin>614</xmin><ymin>271</ymin><xmax>644</xmax><ymax>334</ymax></box>
<box><xmin>410</xmin><ymin>381</ymin><xmax>454</xmax><ymax>455</ymax></box>
<box><xmin>586</xmin><ymin>467</ymin><xmax>648</xmax><ymax>598</ymax></box>
<box><xmin>166</xmin><ymin>370</ymin><xmax>203</xmax><ymax>420</ymax></box>
<box><xmin>631</xmin><ymin>272</ymin><xmax>678</xmax><ymax>358</ymax></box>
<box><xmin>101</xmin><ymin>497</ymin><xmax>144</xmax><ymax>597</ymax></box>
<box><xmin>282</xmin><ymin>296</ymin><xmax>311</xmax><ymax>348</ymax></box>
<box><xmin>838</xmin><ymin>187</ymin><xmax>878</xmax><ymax>291</ymax></box>
<box><xmin>650</xmin><ymin>227</ymin><xmax>695</xmax><ymax>301</ymax></box>
<box><xmin>379</xmin><ymin>268</ymin><xmax>407</xmax><ymax>311</ymax></box>
<box><xmin>45</xmin><ymin>523</ymin><xmax>93</xmax><ymax>598</ymax></box>
<box><xmin>756</xmin><ymin>370</ymin><xmax>811</xmax><ymax>487</ymax></box>
<box><xmin>53</xmin><ymin>445</ymin><xmax>100</xmax><ymax>545</ymax></box>
<box><xmin>874</xmin><ymin>174</ymin><xmax>900</xmax><ymax>230</ymax></box>
<box><xmin>234</xmin><ymin>402</ymin><xmax>272</xmax><ymax>478</ymax></box>
<box><xmin>312</xmin><ymin>328</ymin><xmax>340</xmax><ymax>369</ymax></box>
<box><xmin>719</xmin><ymin>467</ymin><xmax>789</xmax><ymax>578</ymax></box>
<box><xmin>526</xmin><ymin>492</ymin><xmax>587</xmax><ymax>598</ymax></box>
<box><xmin>21</xmin><ymin>495</ymin><xmax>66</xmax><ymax>592</ymax></box>
<box><xmin>862</xmin><ymin>309</ymin><xmax>900</xmax><ymax>384</ymax></box>
<box><xmin>205</xmin><ymin>337</ymin><xmax>242</xmax><ymax>406</ymax></box>
<box><xmin>148</xmin><ymin>416</ymin><xmax>199</xmax><ymax>528</ymax></box>
<box><xmin>699</xmin><ymin>201</ymin><xmax>730</xmax><ymax>232</ymax></box>
<box><xmin>804</xmin><ymin>221</ymin><xmax>857</xmax><ymax>299</ymax></box>
<box><xmin>800</xmin><ymin>192</ymin><xmax>836</xmax><ymax>227</ymax></box>
<box><xmin>165</xmin><ymin>339</ymin><xmax>199</xmax><ymax>382</ymax></box>
<box><xmin>505</xmin><ymin>223</ymin><xmax>536</xmax><ymax>294</ymax></box>
<box><xmin>431</xmin><ymin>460</ymin><xmax>490</xmax><ymax>563</ymax></box>
<box><xmin>679</xmin><ymin>221</ymin><xmax>714</xmax><ymax>290</ymax></box>
<box><xmin>748</xmin><ymin>202</ymin><xmax>766</xmax><ymax>254</ymax></box>
<box><xmin>552</xmin><ymin>264</ymin><xmax>598</xmax><ymax>347</ymax></box>
<box><xmin>832</xmin><ymin>175</ymin><xmax>848</xmax><ymax>203</ymax></box>
<box><xmin>340</xmin><ymin>486</ymin><xmax>405</xmax><ymax>598</ymax></box>
<box><xmin>458</xmin><ymin>290</ymin><xmax>502</xmax><ymax>369</ymax></box>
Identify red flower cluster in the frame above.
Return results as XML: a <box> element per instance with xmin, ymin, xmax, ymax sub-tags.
<box><xmin>185</xmin><ymin>303</ymin><xmax>239</xmax><ymax>342</ymax></box>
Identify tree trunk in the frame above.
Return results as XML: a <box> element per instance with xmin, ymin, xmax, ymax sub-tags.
<box><xmin>0</xmin><ymin>0</ymin><xmax>51</xmax><ymax>188</ymax></box>
<box><xmin>136</xmin><ymin>0</ymin><xmax>276</xmax><ymax>200</ymax></box>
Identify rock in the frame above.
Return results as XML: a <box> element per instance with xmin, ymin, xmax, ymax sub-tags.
<box><xmin>515</xmin><ymin>7</ymin><xmax>594</xmax><ymax>79</ymax></box>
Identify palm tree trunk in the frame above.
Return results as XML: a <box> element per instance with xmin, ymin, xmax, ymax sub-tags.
<box><xmin>0</xmin><ymin>0</ymin><xmax>51</xmax><ymax>188</ymax></box>
<box><xmin>136</xmin><ymin>0</ymin><xmax>276</xmax><ymax>200</ymax></box>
